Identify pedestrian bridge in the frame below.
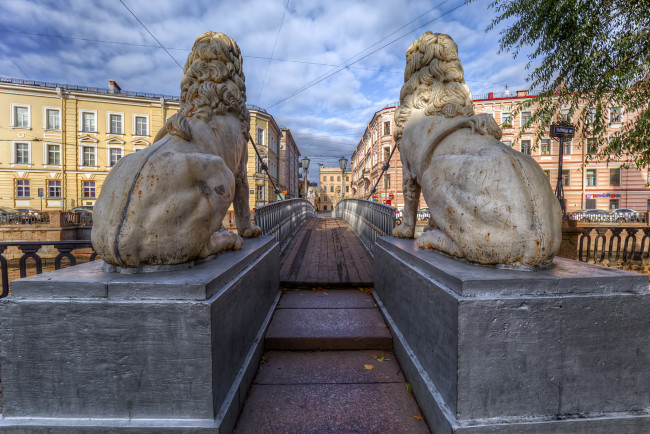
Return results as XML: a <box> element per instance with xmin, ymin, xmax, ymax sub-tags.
<box><xmin>1</xmin><ymin>198</ymin><xmax>649</xmax><ymax>433</ymax></box>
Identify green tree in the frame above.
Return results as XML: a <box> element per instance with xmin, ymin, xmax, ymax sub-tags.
<box><xmin>484</xmin><ymin>0</ymin><xmax>650</xmax><ymax>166</ymax></box>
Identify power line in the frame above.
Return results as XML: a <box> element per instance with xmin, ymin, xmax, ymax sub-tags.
<box><xmin>118</xmin><ymin>0</ymin><xmax>183</xmax><ymax>70</ymax></box>
<box><xmin>268</xmin><ymin>0</ymin><xmax>458</xmax><ymax>108</ymax></box>
<box><xmin>257</xmin><ymin>0</ymin><xmax>290</xmax><ymax>104</ymax></box>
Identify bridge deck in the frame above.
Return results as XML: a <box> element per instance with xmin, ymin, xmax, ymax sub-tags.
<box><xmin>280</xmin><ymin>217</ymin><xmax>373</xmax><ymax>287</ymax></box>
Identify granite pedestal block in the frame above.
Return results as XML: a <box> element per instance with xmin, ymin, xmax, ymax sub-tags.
<box><xmin>0</xmin><ymin>236</ymin><xmax>279</xmax><ymax>433</ymax></box>
<box><xmin>374</xmin><ymin>236</ymin><xmax>650</xmax><ymax>434</ymax></box>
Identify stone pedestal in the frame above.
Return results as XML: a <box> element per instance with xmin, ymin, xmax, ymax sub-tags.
<box><xmin>0</xmin><ymin>236</ymin><xmax>279</xmax><ymax>433</ymax></box>
<box><xmin>373</xmin><ymin>236</ymin><xmax>650</xmax><ymax>434</ymax></box>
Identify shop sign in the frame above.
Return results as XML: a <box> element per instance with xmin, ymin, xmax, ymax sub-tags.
<box><xmin>585</xmin><ymin>193</ymin><xmax>621</xmax><ymax>199</ymax></box>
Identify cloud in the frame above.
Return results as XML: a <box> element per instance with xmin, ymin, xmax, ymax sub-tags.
<box><xmin>0</xmin><ymin>0</ymin><xmax>534</xmax><ymax>181</ymax></box>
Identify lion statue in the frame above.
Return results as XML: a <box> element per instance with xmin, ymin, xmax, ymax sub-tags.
<box><xmin>393</xmin><ymin>32</ymin><xmax>562</xmax><ymax>268</ymax></box>
<box><xmin>92</xmin><ymin>31</ymin><xmax>260</xmax><ymax>269</ymax></box>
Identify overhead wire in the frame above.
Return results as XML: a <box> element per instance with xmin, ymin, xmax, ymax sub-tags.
<box><xmin>256</xmin><ymin>0</ymin><xmax>290</xmax><ymax>104</ymax></box>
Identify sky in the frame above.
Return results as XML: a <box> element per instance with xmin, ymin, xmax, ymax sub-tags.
<box><xmin>0</xmin><ymin>0</ymin><xmax>535</xmax><ymax>183</ymax></box>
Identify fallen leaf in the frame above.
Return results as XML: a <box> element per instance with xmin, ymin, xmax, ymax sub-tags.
<box><xmin>364</xmin><ymin>364</ymin><xmax>374</xmax><ymax>370</ymax></box>
<box><xmin>406</xmin><ymin>383</ymin><xmax>413</xmax><ymax>394</ymax></box>
<box><xmin>260</xmin><ymin>356</ymin><xmax>267</xmax><ymax>365</ymax></box>
<box><xmin>413</xmin><ymin>415</ymin><xmax>422</xmax><ymax>420</ymax></box>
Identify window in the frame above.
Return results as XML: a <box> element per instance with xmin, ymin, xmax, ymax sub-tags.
<box><xmin>610</xmin><ymin>107</ymin><xmax>622</xmax><ymax>123</ymax></box>
<box><xmin>520</xmin><ymin>140</ymin><xmax>531</xmax><ymax>155</ymax></box>
<box><xmin>346</xmin><ymin>176</ymin><xmax>349</xmax><ymax>182</ymax></box>
<box><xmin>502</xmin><ymin>140</ymin><xmax>512</xmax><ymax>147</ymax></box>
<box><xmin>520</xmin><ymin>111</ymin><xmax>531</xmax><ymax>127</ymax></box>
<box><xmin>587</xmin><ymin>138</ymin><xmax>597</xmax><ymax>153</ymax></box>
<box><xmin>48</xmin><ymin>180</ymin><xmax>61</xmax><ymax>198</ymax></box>
<box><xmin>384</xmin><ymin>147</ymin><xmax>390</xmax><ymax>161</ymax></box>
<box><xmin>47</xmin><ymin>144</ymin><xmax>60</xmax><ymax>165</ymax></box>
<box><xmin>610</xmin><ymin>168</ymin><xmax>621</xmax><ymax>186</ymax></box>
<box><xmin>16</xmin><ymin>179</ymin><xmax>30</xmax><ymax>197</ymax></box>
<box><xmin>609</xmin><ymin>199</ymin><xmax>620</xmax><ymax>209</ymax></box>
<box><xmin>384</xmin><ymin>174</ymin><xmax>391</xmax><ymax>189</ymax></box>
<box><xmin>109</xmin><ymin>113</ymin><xmax>123</xmax><ymax>134</ymax></box>
<box><xmin>384</xmin><ymin>121</ymin><xmax>391</xmax><ymax>135</ymax></box>
<box><xmin>560</xmin><ymin>109</ymin><xmax>571</xmax><ymax>122</ymax></box>
<box><xmin>12</xmin><ymin>105</ymin><xmax>30</xmax><ymax>128</ymax></box>
<box><xmin>330</xmin><ymin>176</ymin><xmax>334</xmax><ymax>181</ymax></box>
<box><xmin>109</xmin><ymin>148</ymin><xmax>123</xmax><ymax>167</ymax></box>
<box><xmin>563</xmin><ymin>140</ymin><xmax>571</xmax><ymax>155</ymax></box>
<box><xmin>586</xmin><ymin>199</ymin><xmax>597</xmax><ymax>209</ymax></box>
<box><xmin>541</xmin><ymin>139</ymin><xmax>551</xmax><ymax>155</ymax></box>
<box><xmin>346</xmin><ymin>186</ymin><xmax>349</xmax><ymax>193</ymax></box>
<box><xmin>562</xmin><ymin>170</ymin><xmax>570</xmax><ymax>187</ymax></box>
<box><xmin>256</xmin><ymin>128</ymin><xmax>265</xmax><ymax>146</ymax></box>
<box><xmin>330</xmin><ymin>185</ymin><xmax>334</xmax><ymax>192</ymax></box>
<box><xmin>256</xmin><ymin>185</ymin><xmax>264</xmax><ymax>200</ymax></box>
<box><xmin>134</xmin><ymin>116</ymin><xmax>148</xmax><ymax>136</ymax></box>
<box><xmin>83</xmin><ymin>181</ymin><xmax>96</xmax><ymax>198</ymax></box>
<box><xmin>81</xmin><ymin>112</ymin><xmax>96</xmax><ymax>132</ymax></box>
<box><xmin>82</xmin><ymin>146</ymin><xmax>96</xmax><ymax>166</ymax></box>
<box><xmin>586</xmin><ymin>169</ymin><xmax>597</xmax><ymax>186</ymax></box>
<box><xmin>45</xmin><ymin>108</ymin><xmax>60</xmax><ymax>130</ymax></box>
<box><xmin>501</xmin><ymin>112</ymin><xmax>512</xmax><ymax>127</ymax></box>
<box><xmin>337</xmin><ymin>176</ymin><xmax>341</xmax><ymax>181</ymax></box>
<box><xmin>647</xmin><ymin>199</ymin><xmax>650</xmax><ymax>211</ymax></box>
<box><xmin>14</xmin><ymin>142</ymin><xmax>30</xmax><ymax>164</ymax></box>
<box><xmin>323</xmin><ymin>176</ymin><xmax>326</xmax><ymax>182</ymax></box>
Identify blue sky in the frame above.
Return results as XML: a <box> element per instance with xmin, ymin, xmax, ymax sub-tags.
<box><xmin>0</xmin><ymin>0</ymin><xmax>534</xmax><ymax>182</ymax></box>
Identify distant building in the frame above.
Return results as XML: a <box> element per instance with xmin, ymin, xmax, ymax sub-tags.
<box><xmin>317</xmin><ymin>165</ymin><xmax>351</xmax><ymax>212</ymax></box>
<box><xmin>248</xmin><ymin>106</ymin><xmax>282</xmax><ymax>208</ymax></box>
<box><xmin>279</xmin><ymin>128</ymin><xmax>300</xmax><ymax>199</ymax></box>
<box><xmin>350</xmin><ymin>93</ymin><xmax>650</xmax><ymax>213</ymax></box>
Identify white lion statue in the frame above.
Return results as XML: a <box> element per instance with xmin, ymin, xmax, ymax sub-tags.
<box><xmin>393</xmin><ymin>32</ymin><xmax>562</xmax><ymax>268</ymax></box>
<box><xmin>92</xmin><ymin>31</ymin><xmax>260</xmax><ymax>268</ymax></box>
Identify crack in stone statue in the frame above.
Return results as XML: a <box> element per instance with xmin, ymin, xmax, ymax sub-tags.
<box><xmin>92</xmin><ymin>32</ymin><xmax>261</xmax><ymax>269</ymax></box>
<box><xmin>393</xmin><ymin>32</ymin><xmax>562</xmax><ymax>268</ymax></box>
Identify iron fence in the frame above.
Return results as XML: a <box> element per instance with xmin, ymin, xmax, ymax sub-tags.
<box><xmin>0</xmin><ymin>241</ymin><xmax>98</xmax><ymax>298</ymax></box>
<box><xmin>567</xmin><ymin>211</ymin><xmax>647</xmax><ymax>224</ymax></box>
<box><xmin>254</xmin><ymin>199</ymin><xmax>316</xmax><ymax>253</ymax></box>
<box><xmin>333</xmin><ymin>199</ymin><xmax>396</xmax><ymax>256</ymax></box>
<box><xmin>576</xmin><ymin>227</ymin><xmax>650</xmax><ymax>264</ymax></box>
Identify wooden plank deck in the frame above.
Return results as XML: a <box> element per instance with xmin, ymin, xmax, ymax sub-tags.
<box><xmin>280</xmin><ymin>217</ymin><xmax>373</xmax><ymax>288</ymax></box>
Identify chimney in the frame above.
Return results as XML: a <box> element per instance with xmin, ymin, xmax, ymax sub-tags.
<box><xmin>517</xmin><ymin>90</ymin><xmax>529</xmax><ymax>97</ymax></box>
<box><xmin>109</xmin><ymin>80</ymin><xmax>121</xmax><ymax>94</ymax></box>
<box><xmin>488</xmin><ymin>92</ymin><xmax>494</xmax><ymax>99</ymax></box>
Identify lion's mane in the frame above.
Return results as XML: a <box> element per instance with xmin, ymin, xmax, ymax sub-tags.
<box><xmin>166</xmin><ymin>31</ymin><xmax>250</xmax><ymax>140</ymax></box>
<box><xmin>394</xmin><ymin>32</ymin><xmax>474</xmax><ymax>142</ymax></box>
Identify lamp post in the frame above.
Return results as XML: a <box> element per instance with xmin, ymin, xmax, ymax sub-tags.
<box><xmin>301</xmin><ymin>155</ymin><xmax>310</xmax><ymax>199</ymax></box>
<box><xmin>339</xmin><ymin>155</ymin><xmax>348</xmax><ymax>203</ymax></box>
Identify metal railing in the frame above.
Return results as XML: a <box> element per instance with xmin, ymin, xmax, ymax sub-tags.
<box><xmin>576</xmin><ymin>227</ymin><xmax>650</xmax><ymax>264</ymax></box>
<box><xmin>567</xmin><ymin>211</ymin><xmax>647</xmax><ymax>224</ymax></box>
<box><xmin>63</xmin><ymin>211</ymin><xmax>93</xmax><ymax>226</ymax></box>
<box><xmin>253</xmin><ymin>199</ymin><xmax>316</xmax><ymax>253</ymax></box>
<box><xmin>333</xmin><ymin>199</ymin><xmax>396</xmax><ymax>256</ymax></box>
<box><xmin>0</xmin><ymin>241</ymin><xmax>98</xmax><ymax>298</ymax></box>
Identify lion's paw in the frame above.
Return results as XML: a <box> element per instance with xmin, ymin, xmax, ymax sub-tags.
<box><xmin>239</xmin><ymin>224</ymin><xmax>261</xmax><ymax>238</ymax></box>
<box><xmin>393</xmin><ymin>223</ymin><xmax>415</xmax><ymax>239</ymax></box>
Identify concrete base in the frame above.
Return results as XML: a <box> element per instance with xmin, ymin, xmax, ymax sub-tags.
<box><xmin>0</xmin><ymin>236</ymin><xmax>280</xmax><ymax>433</ymax></box>
<box><xmin>373</xmin><ymin>237</ymin><xmax>650</xmax><ymax>434</ymax></box>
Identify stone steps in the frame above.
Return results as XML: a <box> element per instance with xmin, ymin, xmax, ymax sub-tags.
<box><xmin>234</xmin><ymin>289</ymin><xmax>429</xmax><ymax>433</ymax></box>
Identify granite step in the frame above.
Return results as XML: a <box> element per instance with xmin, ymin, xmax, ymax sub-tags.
<box><xmin>265</xmin><ymin>290</ymin><xmax>392</xmax><ymax>350</ymax></box>
<box><xmin>234</xmin><ymin>351</ymin><xmax>429</xmax><ymax>434</ymax></box>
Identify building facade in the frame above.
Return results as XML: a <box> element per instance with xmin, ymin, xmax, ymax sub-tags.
<box><xmin>0</xmin><ymin>78</ymin><xmax>289</xmax><ymax>214</ymax></box>
<box><xmin>350</xmin><ymin>93</ymin><xmax>650</xmax><ymax>213</ymax></box>
<box><xmin>0</xmin><ymin>77</ymin><xmax>179</xmax><ymax>211</ymax></box>
<box><xmin>317</xmin><ymin>165</ymin><xmax>351</xmax><ymax>212</ymax></box>
<box><xmin>279</xmin><ymin>128</ymin><xmax>300</xmax><ymax>199</ymax></box>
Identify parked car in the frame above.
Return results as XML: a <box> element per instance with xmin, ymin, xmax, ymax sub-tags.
<box><xmin>0</xmin><ymin>207</ymin><xmax>20</xmax><ymax>224</ymax></box>
<box><xmin>610</xmin><ymin>208</ymin><xmax>643</xmax><ymax>222</ymax></box>
<box><xmin>14</xmin><ymin>208</ymin><xmax>46</xmax><ymax>222</ymax></box>
<box><xmin>568</xmin><ymin>209</ymin><xmax>610</xmax><ymax>222</ymax></box>
<box><xmin>71</xmin><ymin>206</ymin><xmax>93</xmax><ymax>215</ymax></box>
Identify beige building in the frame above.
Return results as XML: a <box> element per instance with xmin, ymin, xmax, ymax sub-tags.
<box><xmin>279</xmin><ymin>128</ymin><xmax>300</xmax><ymax>199</ymax></box>
<box><xmin>0</xmin><ymin>78</ymin><xmax>291</xmax><ymax>214</ymax></box>
<box><xmin>350</xmin><ymin>93</ymin><xmax>650</xmax><ymax>213</ymax></box>
<box><xmin>0</xmin><ymin>77</ymin><xmax>179</xmax><ymax>211</ymax></box>
<box><xmin>317</xmin><ymin>165</ymin><xmax>351</xmax><ymax>212</ymax></box>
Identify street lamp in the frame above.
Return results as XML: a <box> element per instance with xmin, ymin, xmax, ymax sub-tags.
<box><xmin>301</xmin><ymin>155</ymin><xmax>310</xmax><ymax>199</ymax></box>
<box><xmin>339</xmin><ymin>155</ymin><xmax>348</xmax><ymax>202</ymax></box>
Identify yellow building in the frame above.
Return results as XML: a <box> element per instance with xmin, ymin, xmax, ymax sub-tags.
<box><xmin>317</xmin><ymin>165</ymin><xmax>351</xmax><ymax>212</ymax></box>
<box><xmin>0</xmin><ymin>78</ymin><xmax>290</xmax><ymax>215</ymax></box>
<box><xmin>0</xmin><ymin>77</ymin><xmax>179</xmax><ymax>211</ymax></box>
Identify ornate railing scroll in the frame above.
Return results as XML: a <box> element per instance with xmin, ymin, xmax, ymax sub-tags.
<box><xmin>333</xmin><ymin>199</ymin><xmax>396</xmax><ymax>256</ymax></box>
<box><xmin>576</xmin><ymin>227</ymin><xmax>650</xmax><ymax>264</ymax></box>
<box><xmin>254</xmin><ymin>199</ymin><xmax>316</xmax><ymax>253</ymax></box>
<box><xmin>0</xmin><ymin>241</ymin><xmax>98</xmax><ymax>298</ymax></box>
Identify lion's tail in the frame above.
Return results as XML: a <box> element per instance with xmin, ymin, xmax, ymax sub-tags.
<box><xmin>165</xmin><ymin>112</ymin><xmax>192</xmax><ymax>141</ymax></box>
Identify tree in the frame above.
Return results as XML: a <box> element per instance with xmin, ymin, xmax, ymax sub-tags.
<box><xmin>484</xmin><ymin>0</ymin><xmax>650</xmax><ymax>167</ymax></box>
